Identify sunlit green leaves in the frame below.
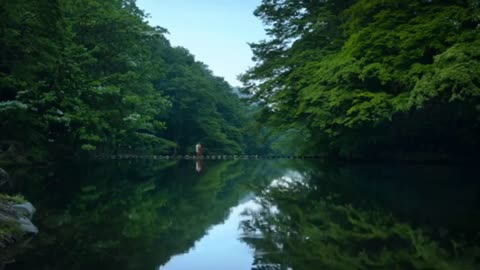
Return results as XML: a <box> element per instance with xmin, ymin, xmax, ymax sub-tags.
<box><xmin>1</xmin><ymin>0</ymin><xmax>252</xmax><ymax>160</ymax></box>
<box><xmin>244</xmin><ymin>0</ymin><xmax>480</xmax><ymax>159</ymax></box>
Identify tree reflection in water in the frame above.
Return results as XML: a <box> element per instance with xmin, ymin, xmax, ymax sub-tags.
<box><xmin>5</xmin><ymin>160</ymin><xmax>280</xmax><ymax>270</ymax></box>
<box><xmin>240</xmin><ymin>168</ymin><xmax>480</xmax><ymax>270</ymax></box>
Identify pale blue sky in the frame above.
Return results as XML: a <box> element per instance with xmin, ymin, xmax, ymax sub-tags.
<box><xmin>136</xmin><ymin>0</ymin><xmax>266</xmax><ymax>86</ymax></box>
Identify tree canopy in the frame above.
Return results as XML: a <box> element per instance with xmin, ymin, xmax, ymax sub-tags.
<box><xmin>0</xmin><ymin>0</ymin><xmax>256</xmax><ymax>163</ymax></box>
<box><xmin>242</xmin><ymin>0</ymin><xmax>480</xmax><ymax>160</ymax></box>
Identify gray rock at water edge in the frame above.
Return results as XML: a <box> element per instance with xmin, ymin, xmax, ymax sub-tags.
<box><xmin>16</xmin><ymin>217</ymin><xmax>38</xmax><ymax>235</ymax></box>
<box><xmin>0</xmin><ymin>168</ymin><xmax>8</xmax><ymax>186</ymax></box>
<box><xmin>9</xmin><ymin>202</ymin><xmax>37</xmax><ymax>234</ymax></box>
<box><xmin>0</xmin><ymin>212</ymin><xmax>38</xmax><ymax>234</ymax></box>
<box><xmin>11</xmin><ymin>202</ymin><xmax>36</xmax><ymax>219</ymax></box>
<box><xmin>0</xmin><ymin>202</ymin><xmax>38</xmax><ymax>237</ymax></box>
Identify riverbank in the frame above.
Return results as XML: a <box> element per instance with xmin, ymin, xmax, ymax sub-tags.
<box><xmin>0</xmin><ymin>168</ymin><xmax>38</xmax><ymax>265</ymax></box>
<box><xmin>0</xmin><ymin>194</ymin><xmax>37</xmax><ymax>243</ymax></box>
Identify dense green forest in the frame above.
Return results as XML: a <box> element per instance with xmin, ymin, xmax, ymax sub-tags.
<box><xmin>2</xmin><ymin>0</ymin><xmax>480</xmax><ymax>162</ymax></box>
<box><xmin>0</xmin><ymin>0</ymin><xmax>263</xmax><ymax>164</ymax></box>
<box><xmin>242</xmin><ymin>0</ymin><xmax>480</xmax><ymax>160</ymax></box>
<box><xmin>2</xmin><ymin>0</ymin><xmax>480</xmax><ymax>268</ymax></box>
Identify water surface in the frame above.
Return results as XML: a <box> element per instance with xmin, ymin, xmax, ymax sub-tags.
<box><xmin>2</xmin><ymin>160</ymin><xmax>479</xmax><ymax>270</ymax></box>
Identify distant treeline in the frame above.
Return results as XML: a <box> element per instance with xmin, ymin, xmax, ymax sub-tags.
<box><xmin>242</xmin><ymin>0</ymin><xmax>480</xmax><ymax>161</ymax></box>
<box><xmin>0</xmin><ymin>0</ymin><xmax>266</xmax><ymax>163</ymax></box>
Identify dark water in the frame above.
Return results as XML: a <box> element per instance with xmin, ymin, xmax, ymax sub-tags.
<box><xmin>2</xmin><ymin>160</ymin><xmax>479</xmax><ymax>270</ymax></box>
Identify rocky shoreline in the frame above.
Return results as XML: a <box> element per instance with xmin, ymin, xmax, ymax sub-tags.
<box><xmin>0</xmin><ymin>168</ymin><xmax>38</xmax><ymax>266</ymax></box>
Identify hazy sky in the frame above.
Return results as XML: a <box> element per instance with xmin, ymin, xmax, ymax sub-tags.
<box><xmin>136</xmin><ymin>0</ymin><xmax>267</xmax><ymax>86</ymax></box>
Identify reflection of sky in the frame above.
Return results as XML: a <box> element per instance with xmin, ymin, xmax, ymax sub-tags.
<box><xmin>159</xmin><ymin>200</ymin><xmax>260</xmax><ymax>270</ymax></box>
<box><xmin>158</xmin><ymin>170</ymin><xmax>305</xmax><ymax>270</ymax></box>
<box><xmin>269</xmin><ymin>170</ymin><xmax>306</xmax><ymax>189</ymax></box>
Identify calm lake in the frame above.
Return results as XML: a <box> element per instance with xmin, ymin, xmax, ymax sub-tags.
<box><xmin>2</xmin><ymin>160</ymin><xmax>480</xmax><ymax>270</ymax></box>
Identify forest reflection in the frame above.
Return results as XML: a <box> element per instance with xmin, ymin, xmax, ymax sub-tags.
<box><xmin>240</xmin><ymin>164</ymin><xmax>480</xmax><ymax>270</ymax></box>
<box><xmin>3</xmin><ymin>161</ymin><xmax>479</xmax><ymax>270</ymax></box>
<box><xmin>5</xmin><ymin>160</ymin><xmax>281</xmax><ymax>270</ymax></box>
